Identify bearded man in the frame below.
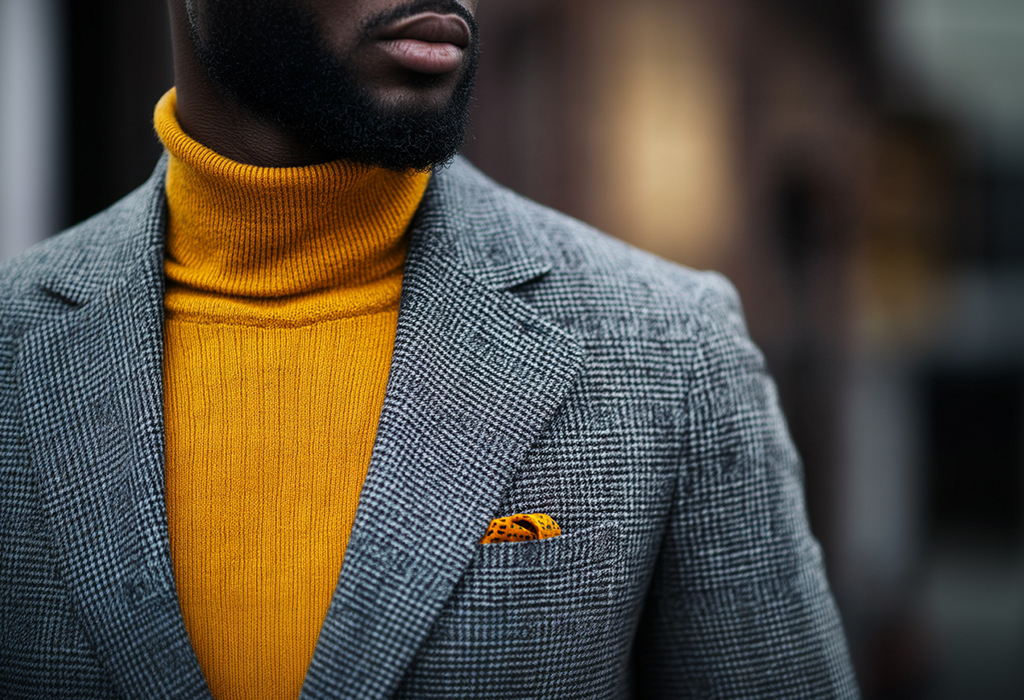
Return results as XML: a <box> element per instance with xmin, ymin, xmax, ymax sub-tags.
<box><xmin>0</xmin><ymin>0</ymin><xmax>858</xmax><ymax>698</ymax></box>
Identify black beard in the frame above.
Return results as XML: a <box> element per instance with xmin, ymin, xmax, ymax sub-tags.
<box><xmin>188</xmin><ymin>0</ymin><xmax>480</xmax><ymax>171</ymax></box>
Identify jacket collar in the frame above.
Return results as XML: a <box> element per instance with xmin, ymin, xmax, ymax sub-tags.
<box><xmin>37</xmin><ymin>155</ymin><xmax>554</xmax><ymax>305</ymax></box>
<box><xmin>417</xmin><ymin>158</ymin><xmax>554</xmax><ymax>290</ymax></box>
<box><xmin>21</xmin><ymin>155</ymin><xmax>582</xmax><ymax>699</ymax></box>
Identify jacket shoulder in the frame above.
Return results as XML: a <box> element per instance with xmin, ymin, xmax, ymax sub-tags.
<box><xmin>446</xmin><ymin>158</ymin><xmax>742</xmax><ymax>334</ymax></box>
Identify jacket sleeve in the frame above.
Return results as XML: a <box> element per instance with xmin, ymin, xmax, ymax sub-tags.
<box><xmin>632</xmin><ymin>274</ymin><xmax>859</xmax><ymax>699</ymax></box>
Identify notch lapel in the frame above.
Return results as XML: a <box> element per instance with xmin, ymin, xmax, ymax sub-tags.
<box><xmin>17</xmin><ymin>167</ymin><xmax>212</xmax><ymax>699</ymax></box>
<box><xmin>301</xmin><ymin>164</ymin><xmax>585</xmax><ymax>699</ymax></box>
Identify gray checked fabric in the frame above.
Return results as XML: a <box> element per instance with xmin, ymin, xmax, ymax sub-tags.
<box><xmin>0</xmin><ymin>155</ymin><xmax>859</xmax><ymax>699</ymax></box>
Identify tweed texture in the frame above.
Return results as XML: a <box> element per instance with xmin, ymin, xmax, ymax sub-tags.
<box><xmin>0</xmin><ymin>156</ymin><xmax>858</xmax><ymax>699</ymax></box>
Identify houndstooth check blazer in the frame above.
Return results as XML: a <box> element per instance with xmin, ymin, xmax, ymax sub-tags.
<box><xmin>0</xmin><ymin>155</ymin><xmax>858</xmax><ymax>699</ymax></box>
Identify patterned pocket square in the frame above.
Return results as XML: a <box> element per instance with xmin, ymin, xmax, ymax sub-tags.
<box><xmin>480</xmin><ymin>513</ymin><xmax>561</xmax><ymax>543</ymax></box>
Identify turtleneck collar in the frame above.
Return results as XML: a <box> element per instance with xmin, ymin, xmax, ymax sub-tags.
<box><xmin>154</xmin><ymin>89</ymin><xmax>431</xmax><ymax>325</ymax></box>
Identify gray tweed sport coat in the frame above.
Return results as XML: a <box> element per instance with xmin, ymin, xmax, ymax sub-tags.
<box><xmin>0</xmin><ymin>156</ymin><xmax>858</xmax><ymax>699</ymax></box>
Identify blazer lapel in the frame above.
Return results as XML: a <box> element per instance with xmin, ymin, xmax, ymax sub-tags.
<box><xmin>301</xmin><ymin>163</ymin><xmax>585</xmax><ymax>699</ymax></box>
<box><xmin>17</xmin><ymin>163</ymin><xmax>212</xmax><ymax>699</ymax></box>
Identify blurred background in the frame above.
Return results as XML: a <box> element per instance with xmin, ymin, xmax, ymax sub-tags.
<box><xmin>1</xmin><ymin>0</ymin><xmax>1022</xmax><ymax>696</ymax></box>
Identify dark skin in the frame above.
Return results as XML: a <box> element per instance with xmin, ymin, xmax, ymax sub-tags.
<box><xmin>166</xmin><ymin>0</ymin><xmax>479</xmax><ymax>167</ymax></box>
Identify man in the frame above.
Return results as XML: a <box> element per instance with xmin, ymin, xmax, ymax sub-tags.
<box><xmin>0</xmin><ymin>0</ymin><xmax>858</xmax><ymax>697</ymax></box>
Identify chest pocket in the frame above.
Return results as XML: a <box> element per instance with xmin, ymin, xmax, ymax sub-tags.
<box><xmin>397</xmin><ymin>524</ymin><xmax>625</xmax><ymax>700</ymax></box>
<box><xmin>448</xmin><ymin>523</ymin><xmax>619</xmax><ymax>633</ymax></box>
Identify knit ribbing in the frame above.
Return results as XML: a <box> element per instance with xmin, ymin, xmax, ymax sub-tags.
<box><xmin>155</xmin><ymin>89</ymin><xmax>429</xmax><ymax>325</ymax></box>
<box><xmin>155</xmin><ymin>89</ymin><xmax>429</xmax><ymax>700</ymax></box>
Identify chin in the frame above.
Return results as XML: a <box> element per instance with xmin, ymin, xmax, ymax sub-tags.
<box><xmin>363</xmin><ymin>68</ymin><xmax>466</xmax><ymax>112</ymax></box>
<box><xmin>371</xmin><ymin>88</ymin><xmax>459</xmax><ymax>114</ymax></box>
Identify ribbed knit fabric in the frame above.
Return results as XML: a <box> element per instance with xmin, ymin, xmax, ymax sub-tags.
<box><xmin>154</xmin><ymin>89</ymin><xmax>430</xmax><ymax>700</ymax></box>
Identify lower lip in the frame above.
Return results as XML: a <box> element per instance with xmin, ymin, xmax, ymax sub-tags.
<box><xmin>377</xmin><ymin>38</ymin><xmax>464</xmax><ymax>74</ymax></box>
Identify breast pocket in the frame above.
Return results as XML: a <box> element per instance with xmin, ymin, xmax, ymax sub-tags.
<box><xmin>398</xmin><ymin>524</ymin><xmax>625</xmax><ymax>700</ymax></box>
<box><xmin>447</xmin><ymin>522</ymin><xmax>621</xmax><ymax>635</ymax></box>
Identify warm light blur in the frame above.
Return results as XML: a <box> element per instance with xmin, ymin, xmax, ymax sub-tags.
<box><xmin>590</xmin><ymin>0</ymin><xmax>737</xmax><ymax>269</ymax></box>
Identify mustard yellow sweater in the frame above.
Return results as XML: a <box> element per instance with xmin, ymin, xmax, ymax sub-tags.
<box><xmin>155</xmin><ymin>89</ymin><xmax>430</xmax><ymax>700</ymax></box>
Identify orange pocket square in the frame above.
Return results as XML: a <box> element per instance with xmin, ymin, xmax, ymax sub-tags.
<box><xmin>480</xmin><ymin>513</ymin><xmax>561</xmax><ymax>543</ymax></box>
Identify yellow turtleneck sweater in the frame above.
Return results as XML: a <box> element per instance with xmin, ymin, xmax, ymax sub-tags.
<box><xmin>154</xmin><ymin>89</ymin><xmax>430</xmax><ymax>700</ymax></box>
